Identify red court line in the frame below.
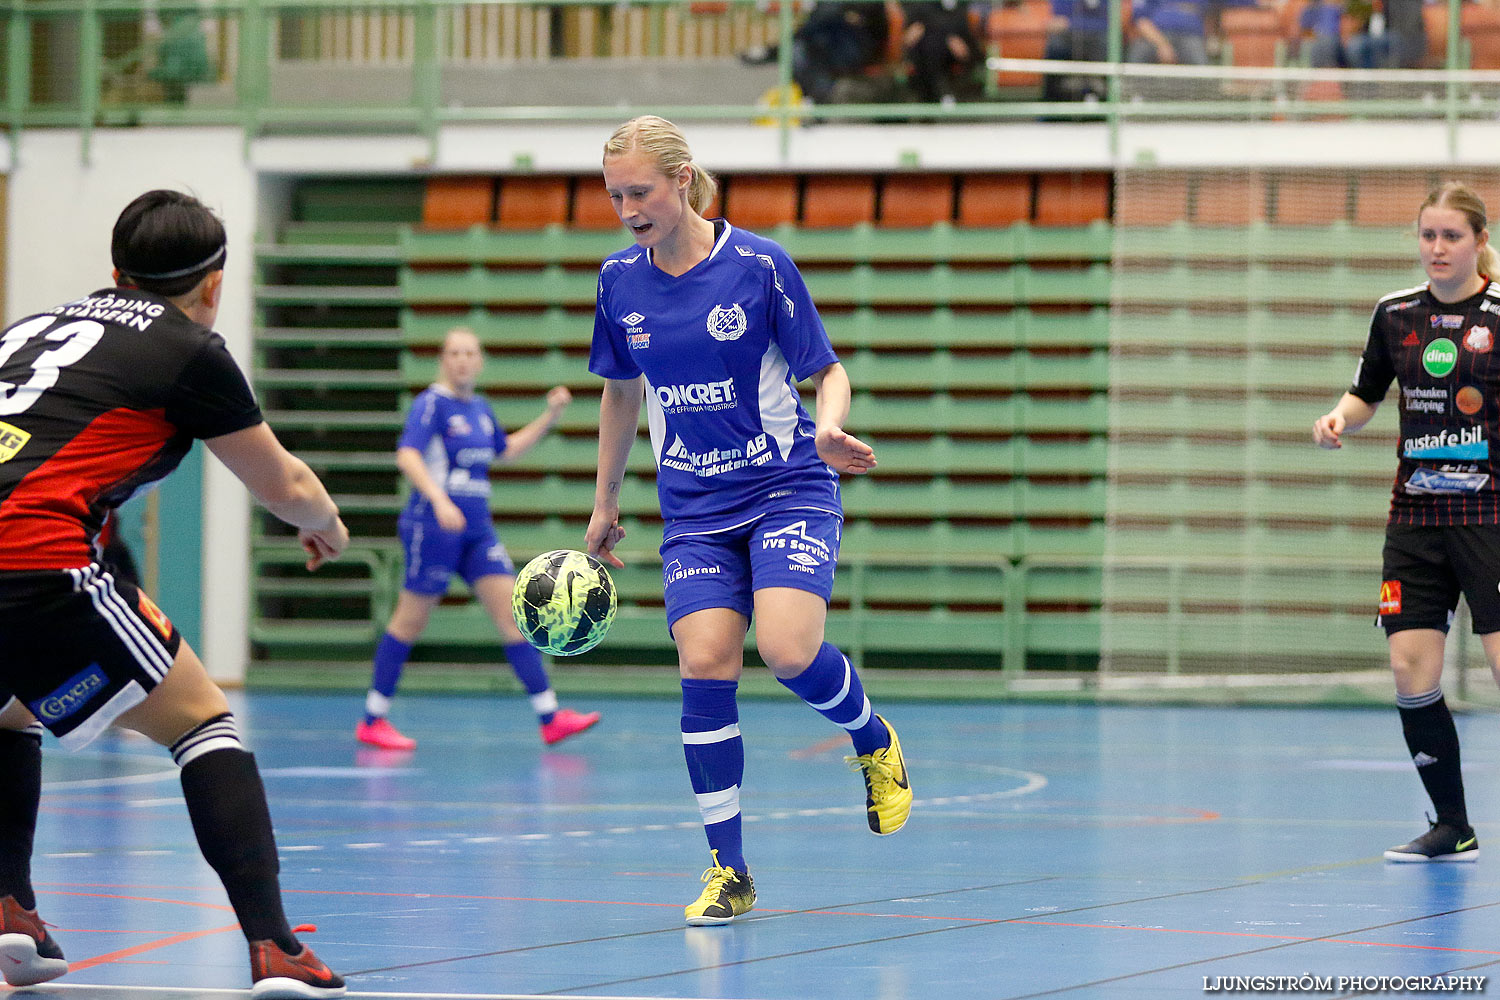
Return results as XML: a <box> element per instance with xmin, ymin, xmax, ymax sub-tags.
<box><xmin>64</xmin><ymin>922</ymin><xmax>242</xmax><ymax>972</ymax></box>
<box><xmin>788</xmin><ymin>735</ymin><xmax>848</xmax><ymax>759</ymax></box>
<box><xmin>43</xmin><ymin>890</ymin><xmax>234</xmax><ymax>912</ymax></box>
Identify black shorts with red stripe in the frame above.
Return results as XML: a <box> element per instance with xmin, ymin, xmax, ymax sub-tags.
<box><xmin>0</xmin><ymin>563</ymin><xmax>181</xmax><ymax>749</ymax></box>
<box><xmin>1379</xmin><ymin>523</ymin><xmax>1500</xmax><ymax>636</ymax></box>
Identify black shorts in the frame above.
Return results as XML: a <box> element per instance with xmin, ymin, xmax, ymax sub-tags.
<box><xmin>1379</xmin><ymin>523</ymin><xmax>1500</xmax><ymax>636</ymax></box>
<box><xmin>0</xmin><ymin>564</ymin><xmax>181</xmax><ymax>749</ymax></box>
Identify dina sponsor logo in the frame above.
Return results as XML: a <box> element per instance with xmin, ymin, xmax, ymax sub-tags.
<box><xmin>1423</xmin><ymin>338</ymin><xmax>1459</xmax><ymax>377</ymax></box>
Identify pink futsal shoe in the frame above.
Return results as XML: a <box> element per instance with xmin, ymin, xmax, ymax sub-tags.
<box><xmin>355</xmin><ymin>717</ymin><xmax>416</xmax><ymax>751</ymax></box>
<box><xmin>0</xmin><ymin>894</ymin><xmax>68</xmax><ymax>987</ymax></box>
<box><xmin>541</xmin><ymin>707</ymin><xmax>601</xmax><ymax>745</ymax></box>
<box><xmin>249</xmin><ymin>934</ymin><xmax>346</xmax><ymax>999</ymax></box>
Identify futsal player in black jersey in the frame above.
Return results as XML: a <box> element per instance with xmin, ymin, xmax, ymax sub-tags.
<box><xmin>1314</xmin><ymin>181</ymin><xmax>1500</xmax><ymax>863</ymax></box>
<box><xmin>0</xmin><ymin>190</ymin><xmax>348</xmax><ymax>997</ymax></box>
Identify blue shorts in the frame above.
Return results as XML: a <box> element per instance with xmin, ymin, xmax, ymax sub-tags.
<box><xmin>398</xmin><ymin>511</ymin><xmax>516</xmax><ymax>595</ymax></box>
<box><xmin>660</xmin><ymin>508</ymin><xmax>843</xmax><ymax>630</ymax></box>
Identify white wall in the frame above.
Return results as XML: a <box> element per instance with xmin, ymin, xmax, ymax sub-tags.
<box><xmin>5</xmin><ymin>127</ymin><xmax>255</xmax><ymax>684</ymax></box>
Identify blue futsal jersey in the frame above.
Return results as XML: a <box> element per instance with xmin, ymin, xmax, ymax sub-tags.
<box><xmin>589</xmin><ymin>223</ymin><xmax>842</xmax><ymax>537</ymax></box>
<box><xmin>398</xmin><ymin>385</ymin><xmax>508</xmax><ymax>519</ymax></box>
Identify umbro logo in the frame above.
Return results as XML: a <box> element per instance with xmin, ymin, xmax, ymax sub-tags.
<box><xmin>622</xmin><ymin>312</ymin><xmax>645</xmax><ymax>326</ymax></box>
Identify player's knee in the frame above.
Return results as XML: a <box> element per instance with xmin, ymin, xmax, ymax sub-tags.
<box><xmin>756</xmin><ymin>637</ymin><xmax>821</xmax><ymax>677</ymax></box>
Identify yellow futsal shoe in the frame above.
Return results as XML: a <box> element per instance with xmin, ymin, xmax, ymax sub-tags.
<box><xmin>847</xmin><ymin>714</ymin><xmax>912</xmax><ymax>835</ymax></box>
<box><xmin>684</xmin><ymin>850</ymin><xmax>756</xmax><ymax>926</ymax></box>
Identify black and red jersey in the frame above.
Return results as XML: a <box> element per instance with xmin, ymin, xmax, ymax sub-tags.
<box><xmin>0</xmin><ymin>287</ymin><xmax>262</xmax><ymax>570</ymax></box>
<box><xmin>1351</xmin><ymin>279</ymin><xmax>1500</xmax><ymax>525</ymax></box>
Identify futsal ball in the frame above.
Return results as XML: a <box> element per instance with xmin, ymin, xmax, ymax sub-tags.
<box><xmin>512</xmin><ymin>550</ymin><xmax>617</xmax><ymax>655</ymax></box>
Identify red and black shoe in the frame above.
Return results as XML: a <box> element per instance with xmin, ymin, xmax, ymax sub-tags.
<box><xmin>250</xmin><ymin>933</ymin><xmax>346</xmax><ymax>999</ymax></box>
<box><xmin>0</xmin><ymin>894</ymin><xmax>68</xmax><ymax>987</ymax></box>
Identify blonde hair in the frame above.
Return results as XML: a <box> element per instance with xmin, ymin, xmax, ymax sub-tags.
<box><xmin>603</xmin><ymin>115</ymin><xmax>718</xmax><ymax>216</ymax></box>
<box><xmin>442</xmin><ymin>325</ymin><xmax>481</xmax><ymax>352</ymax></box>
<box><xmin>1421</xmin><ymin>181</ymin><xmax>1500</xmax><ymax>279</ymax></box>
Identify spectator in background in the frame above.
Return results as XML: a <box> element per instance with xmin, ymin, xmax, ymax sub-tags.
<box><xmin>900</xmin><ymin>0</ymin><xmax>985</xmax><ymax>104</ymax></box>
<box><xmin>1295</xmin><ymin>0</ymin><xmax>1347</xmax><ymax>66</ymax></box>
<box><xmin>1043</xmin><ymin>0</ymin><xmax>1109</xmax><ymax>100</ymax></box>
<box><xmin>1126</xmin><ymin>0</ymin><xmax>1211</xmax><ymax>63</ymax></box>
<box><xmin>1384</xmin><ymin>0</ymin><xmax>1427</xmax><ymax>67</ymax></box>
<box><xmin>744</xmin><ymin>2</ymin><xmax>893</xmax><ymax>104</ymax></box>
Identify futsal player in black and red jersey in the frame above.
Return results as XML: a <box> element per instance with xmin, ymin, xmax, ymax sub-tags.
<box><xmin>0</xmin><ymin>190</ymin><xmax>348</xmax><ymax>997</ymax></box>
<box><xmin>1315</xmin><ymin>181</ymin><xmax>1500</xmax><ymax>863</ymax></box>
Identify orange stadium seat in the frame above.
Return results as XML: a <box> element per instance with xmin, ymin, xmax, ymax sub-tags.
<box><xmin>987</xmin><ymin>0</ymin><xmax>1051</xmax><ymax>87</ymax></box>
<box><xmin>1034</xmin><ymin>171</ymin><xmax>1110</xmax><ymax>226</ymax></box>
<box><xmin>421</xmin><ymin>176</ymin><xmax>494</xmax><ymax>229</ymax></box>
<box><xmin>802</xmin><ymin>174</ymin><xmax>877</xmax><ymax>227</ymax></box>
<box><xmin>1352</xmin><ymin>173</ymin><xmax>1434</xmax><ymax>227</ymax></box>
<box><xmin>723</xmin><ymin>175</ymin><xmax>800</xmax><ymax>230</ymax></box>
<box><xmin>880</xmin><ymin>174</ymin><xmax>955</xmax><ymax>227</ymax></box>
<box><xmin>1220</xmin><ymin>6</ymin><xmax>1282</xmax><ymax>66</ymax></box>
<box><xmin>569</xmin><ymin>177</ymin><xmax>621</xmax><ymax>230</ymax></box>
<box><xmin>1273</xmin><ymin>172</ymin><xmax>1350</xmax><ymax>225</ymax></box>
<box><xmin>1463</xmin><ymin>3</ymin><xmax>1500</xmax><ymax>69</ymax></box>
<box><xmin>957</xmin><ymin>173</ymin><xmax>1032</xmax><ymax>226</ymax></box>
<box><xmin>1114</xmin><ymin>171</ymin><xmax>1190</xmax><ymax>226</ymax></box>
<box><xmin>1192</xmin><ymin>172</ymin><xmax>1268</xmax><ymax>225</ymax></box>
<box><xmin>496</xmin><ymin>176</ymin><xmax>568</xmax><ymax>229</ymax></box>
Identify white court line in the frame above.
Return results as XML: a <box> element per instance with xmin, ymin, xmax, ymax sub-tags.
<box><xmin>39</xmin><ymin>985</ymin><xmax>766</xmax><ymax>1000</ymax></box>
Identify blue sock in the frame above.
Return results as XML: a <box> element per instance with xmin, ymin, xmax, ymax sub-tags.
<box><xmin>681</xmin><ymin>678</ymin><xmax>746</xmax><ymax>873</ymax></box>
<box><xmin>777</xmin><ymin>642</ymin><xmax>889</xmax><ymax>756</ymax></box>
<box><xmin>364</xmin><ymin>633</ymin><xmax>413</xmax><ymax>725</ymax></box>
<box><xmin>505</xmin><ymin>641</ymin><xmax>557</xmax><ymax>724</ymax></box>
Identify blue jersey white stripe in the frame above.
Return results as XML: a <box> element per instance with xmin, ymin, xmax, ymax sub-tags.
<box><xmin>398</xmin><ymin>385</ymin><xmax>508</xmax><ymax>516</ymax></box>
<box><xmin>590</xmin><ymin>223</ymin><xmax>841</xmax><ymax>537</ymax></box>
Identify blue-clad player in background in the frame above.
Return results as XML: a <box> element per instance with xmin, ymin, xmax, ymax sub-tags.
<box><xmin>585</xmin><ymin>116</ymin><xmax>912</xmax><ymax>926</ymax></box>
<box><xmin>358</xmin><ymin>327</ymin><xmax>600</xmax><ymax>750</ymax></box>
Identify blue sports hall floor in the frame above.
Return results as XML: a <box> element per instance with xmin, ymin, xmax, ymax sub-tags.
<box><xmin>12</xmin><ymin>690</ymin><xmax>1500</xmax><ymax>999</ymax></box>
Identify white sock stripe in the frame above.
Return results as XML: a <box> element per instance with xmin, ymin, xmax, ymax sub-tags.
<box><xmin>840</xmin><ymin>696</ymin><xmax>873</xmax><ymax>731</ymax></box>
<box><xmin>171</xmin><ymin>717</ymin><xmax>242</xmax><ymax>765</ymax></box>
<box><xmin>364</xmin><ymin>690</ymin><xmax>392</xmax><ymax>717</ymax></box>
<box><xmin>20</xmin><ymin>723</ymin><xmax>44</xmax><ymax>739</ymax></box>
<box><xmin>682</xmin><ymin>723</ymin><xmax>742</xmax><ymax>745</ymax></box>
<box><xmin>1397</xmin><ymin>687</ymin><xmax>1445</xmax><ymax>709</ymax></box>
<box><xmin>73</xmin><ymin>566</ymin><xmax>170</xmax><ymax>679</ymax></box>
<box><xmin>174</xmin><ymin>736</ymin><xmax>244</xmax><ymax>768</ymax></box>
<box><xmin>695</xmin><ymin>785</ymin><xmax>741</xmax><ymax>825</ymax></box>
<box><xmin>530</xmin><ymin>690</ymin><xmax>559</xmax><ymax>716</ymax></box>
<box><xmin>806</xmin><ymin>654</ymin><xmax>853</xmax><ymax>712</ymax></box>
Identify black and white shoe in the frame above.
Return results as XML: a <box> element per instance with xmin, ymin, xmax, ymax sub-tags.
<box><xmin>1384</xmin><ymin>817</ymin><xmax>1479</xmax><ymax>862</ymax></box>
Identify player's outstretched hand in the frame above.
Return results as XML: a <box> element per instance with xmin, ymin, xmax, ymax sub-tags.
<box><xmin>300</xmin><ymin>515</ymin><xmax>350</xmax><ymax>571</ymax></box>
<box><xmin>586</xmin><ymin>507</ymin><xmax>627</xmax><ymax>569</ymax></box>
<box><xmin>1313</xmin><ymin>411</ymin><xmax>1344</xmax><ymax>450</ymax></box>
<box><xmin>546</xmin><ymin>385</ymin><xmax>573</xmax><ymax>413</ymax></box>
<box><xmin>817</xmin><ymin>426</ymin><xmax>878</xmax><ymax>475</ymax></box>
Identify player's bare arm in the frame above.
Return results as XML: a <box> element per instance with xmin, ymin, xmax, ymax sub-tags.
<box><xmin>498</xmin><ymin>385</ymin><xmax>572</xmax><ymax>464</ymax></box>
<box><xmin>205</xmin><ymin>422</ymin><xmax>348</xmax><ymax>568</ymax></box>
<box><xmin>395</xmin><ymin>446</ymin><xmax>466</xmax><ymax>532</ymax></box>
<box><xmin>587</xmin><ymin>376</ymin><xmax>643</xmax><ymax>567</ymax></box>
<box><xmin>809</xmin><ymin>362</ymin><xmax>877</xmax><ymax>474</ymax></box>
<box><xmin>1313</xmin><ymin>392</ymin><xmax>1379</xmax><ymax>450</ymax></box>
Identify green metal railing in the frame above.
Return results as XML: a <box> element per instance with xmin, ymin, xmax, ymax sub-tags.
<box><xmin>2</xmin><ymin>0</ymin><xmax>1496</xmax><ymax>164</ymax></box>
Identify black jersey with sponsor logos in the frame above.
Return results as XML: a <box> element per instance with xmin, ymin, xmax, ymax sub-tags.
<box><xmin>0</xmin><ymin>287</ymin><xmax>262</xmax><ymax>570</ymax></box>
<box><xmin>1351</xmin><ymin>279</ymin><xmax>1500</xmax><ymax>525</ymax></box>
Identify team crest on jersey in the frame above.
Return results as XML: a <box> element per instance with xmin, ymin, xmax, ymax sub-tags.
<box><xmin>1465</xmin><ymin>326</ymin><xmax>1493</xmax><ymax>353</ymax></box>
<box><xmin>447</xmin><ymin>414</ymin><xmax>472</xmax><ymax>436</ymax></box>
<box><xmin>0</xmin><ymin>420</ymin><xmax>30</xmax><ymax>463</ymax></box>
<box><xmin>707</xmin><ymin>304</ymin><xmax>747</xmax><ymax>342</ymax></box>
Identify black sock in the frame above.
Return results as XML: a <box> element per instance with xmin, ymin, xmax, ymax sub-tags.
<box><xmin>0</xmin><ymin>725</ymin><xmax>43</xmax><ymax>910</ymax></box>
<box><xmin>1397</xmin><ymin>689</ymin><xmax>1469</xmax><ymax>829</ymax></box>
<box><xmin>175</xmin><ymin>716</ymin><xmax>298</xmax><ymax>952</ymax></box>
